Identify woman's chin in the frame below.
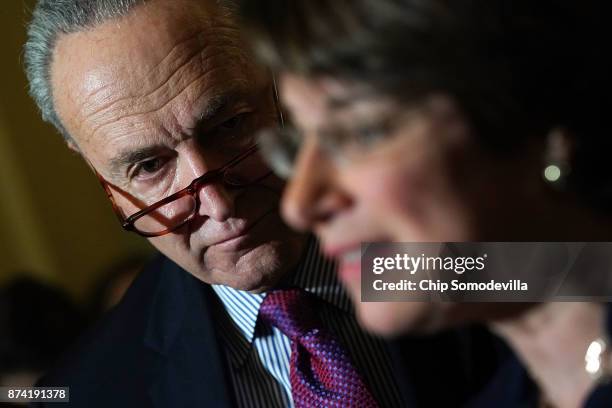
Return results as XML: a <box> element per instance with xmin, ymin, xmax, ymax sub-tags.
<box><xmin>338</xmin><ymin>271</ymin><xmax>443</xmax><ymax>336</ymax></box>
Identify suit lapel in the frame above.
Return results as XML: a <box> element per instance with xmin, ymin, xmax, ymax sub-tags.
<box><xmin>144</xmin><ymin>258</ymin><xmax>233</xmax><ymax>408</ymax></box>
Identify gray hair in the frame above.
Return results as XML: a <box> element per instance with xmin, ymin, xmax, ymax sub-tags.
<box><xmin>24</xmin><ymin>0</ymin><xmax>148</xmax><ymax>142</ymax></box>
<box><xmin>24</xmin><ymin>0</ymin><xmax>239</xmax><ymax>142</ymax></box>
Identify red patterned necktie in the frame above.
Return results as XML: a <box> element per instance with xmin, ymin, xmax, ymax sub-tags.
<box><xmin>259</xmin><ymin>288</ymin><xmax>380</xmax><ymax>408</ymax></box>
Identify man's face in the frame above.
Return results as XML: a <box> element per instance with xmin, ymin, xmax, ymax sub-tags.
<box><xmin>50</xmin><ymin>0</ymin><xmax>306</xmax><ymax>291</ymax></box>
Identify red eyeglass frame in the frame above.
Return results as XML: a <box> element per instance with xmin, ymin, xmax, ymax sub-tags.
<box><xmin>90</xmin><ymin>145</ymin><xmax>268</xmax><ymax>237</ymax></box>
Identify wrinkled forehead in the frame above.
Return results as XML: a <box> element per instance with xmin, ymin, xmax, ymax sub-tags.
<box><xmin>50</xmin><ymin>0</ymin><xmax>259</xmax><ymax>161</ymax></box>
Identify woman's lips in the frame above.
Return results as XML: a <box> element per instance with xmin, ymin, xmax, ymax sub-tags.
<box><xmin>324</xmin><ymin>245</ymin><xmax>362</xmax><ymax>281</ymax></box>
<box><xmin>338</xmin><ymin>252</ymin><xmax>362</xmax><ymax>281</ymax></box>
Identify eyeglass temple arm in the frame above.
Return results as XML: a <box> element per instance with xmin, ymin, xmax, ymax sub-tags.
<box><xmin>83</xmin><ymin>157</ymin><xmax>130</xmax><ymax>226</ymax></box>
<box><xmin>272</xmin><ymin>74</ymin><xmax>285</xmax><ymax>129</ymax></box>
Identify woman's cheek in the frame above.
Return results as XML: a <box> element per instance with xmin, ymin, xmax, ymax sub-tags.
<box><xmin>365</xmin><ymin>161</ymin><xmax>433</xmax><ymax>240</ymax></box>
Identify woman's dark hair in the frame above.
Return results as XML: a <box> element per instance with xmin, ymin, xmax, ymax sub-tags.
<box><xmin>240</xmin><ymin>0</ymin><xmax>612</xmax><ymax>208</ymax></box>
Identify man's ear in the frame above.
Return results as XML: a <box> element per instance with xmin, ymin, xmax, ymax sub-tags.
<box><xmin>65</xmin><ymin>138</ymin><xmax>81</xmax><ymax>154</ymax></box>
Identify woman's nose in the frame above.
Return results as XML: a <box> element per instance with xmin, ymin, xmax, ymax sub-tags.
<box><xmin>281</xmin><ymin>138</ymin><xmax>350</xmax><ymax>231</ymax></box>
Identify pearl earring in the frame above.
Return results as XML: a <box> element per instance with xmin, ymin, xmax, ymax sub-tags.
<box><xmin>543</xmin><ymin>128</ymin><xmax>572</xmax><ymax>188</ymax></box>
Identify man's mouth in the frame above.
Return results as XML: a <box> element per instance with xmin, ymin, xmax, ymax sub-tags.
<box><xmin>212</xmin><ymin>231</ymin><xmax>251</xmax><ymax>250</ymax></box>
<box><xmin>208</xmin><ymin>208</ymin><xmax>276</xmax><ymax>251</ymax></box>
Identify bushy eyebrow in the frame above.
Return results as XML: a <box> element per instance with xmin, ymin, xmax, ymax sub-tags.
<box><xmin>108</xmin><ymin>145</ymin><xmax>167</xmax><ymax>179</ymax></box>
<box><xmin>106</xmin><ymin>88</ymin><xmax>252</xmax><ymax>179</ymax></box>
<box><xmin>191</xmin><ymin>89</ymin><xmax>252</xmax><ymax>133</ymax></box>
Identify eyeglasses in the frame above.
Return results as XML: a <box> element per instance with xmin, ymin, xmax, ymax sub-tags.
<box><xmin>257</xmin><ymin>125</ymin><xmax>302</xmax><ymax>179</ymax></box>
<box><xmin>257</xmin><ymin>107</ymin><xmax>421</xmax><ymax>179</ymax></box>
<box><xmin>87</xmin><ymin>77</ymin><xmax>284</xmax><ymax>237</ymax></box>
<box><xmin>92</xmin><ymin>145</ymin><xmax>271</xmax><ymax>237</ymax></box>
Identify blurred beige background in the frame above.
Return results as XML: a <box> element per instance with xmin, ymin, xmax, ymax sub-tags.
<box><xmin>0</xmin><ymin>0</ymin><xmax>152</xmax><ymax>301</ymax></box>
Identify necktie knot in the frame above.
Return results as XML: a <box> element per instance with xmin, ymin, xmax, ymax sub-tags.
<box><xmin>259</xmin><ymin>288</ymin><xmax>318</xmax><ymax>341</ymax></box>
<box><xmin>258</xmin><ymin>288</ymin><xmax>380</xmax><ymax>408</ymax></box>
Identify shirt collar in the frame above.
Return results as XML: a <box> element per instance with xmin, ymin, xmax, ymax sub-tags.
<box><xmin>212</xmin><ymin>237</ymin><xmax>352</xmax><ymax>367</ymax></box>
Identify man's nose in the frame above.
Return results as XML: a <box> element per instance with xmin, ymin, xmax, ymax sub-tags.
<box><xmin>186</xmin><ymin>150</ymin><xmax>236</xmax><ymax>222</ymax></box>
<box><xmin>197</xmin><ymin>182</ymin><xmax>235</xmax><ymax>222</ymax></box>
<box><xmin>281</xmin><ymin>138</ymin><xmax>350</xmax><ymax>231</ymax></box>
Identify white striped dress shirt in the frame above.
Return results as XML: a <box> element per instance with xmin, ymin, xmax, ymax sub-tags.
<box><xmin>212</xmin><ymin>239</ymin><xmax>405</xmax><ymax>408</ymax></box>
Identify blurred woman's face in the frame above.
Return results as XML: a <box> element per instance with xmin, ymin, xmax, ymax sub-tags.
<box><xmin>277</xmin><ymin>74</ymin><xmax>544</xmax><ymax>335</ymax></box>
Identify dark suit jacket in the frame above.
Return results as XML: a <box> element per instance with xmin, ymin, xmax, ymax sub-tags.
<box><xmin>36</xmin><ymin>255</ymin><xmax>501</xmax><ymax>407</ymax></box>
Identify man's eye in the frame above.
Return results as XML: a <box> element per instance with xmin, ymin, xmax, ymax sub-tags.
<box><xmin>201</xmin><ymin>113</ymin><xmax>255</xmax><ymax>147</ymax></box>
<box><xmin>218</xmin><ymin>114</ymin><xmax>244</xmax><ymax>130</ymax></box>
<box><xmin>133</xmin><ymin>157</ymin><xmax>166</xmax><ymax>178</ymax></box>
<box><xmin>210</xmin><ymin>114</ymin><xmax>248</xmax><ymax>136</ymax></box>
